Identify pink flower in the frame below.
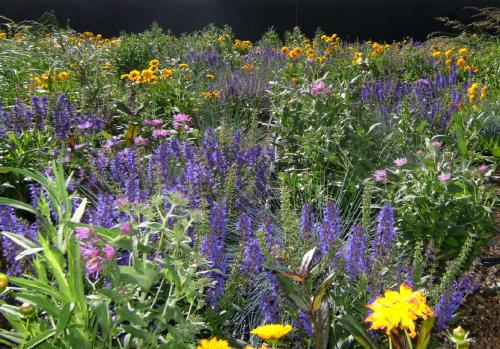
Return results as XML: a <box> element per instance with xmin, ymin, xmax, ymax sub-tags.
<box><xmin>114</xmin><ymin>197</ymin><xmax>127</xmax><ymax>206</ymax></box>
<box><xmin>144</xmin><ymin>119</ymin><xmax>164</xmax><ymax>127</ymax></box>
<box><xmin>393</xmin><ymin>157</ymin><xmax>408</xmax><ymax>167</ymax></box>
<box><xmin>134</xmin><ymin>136</ymin><xmax>148</xmax><ymax>146</ymax></box>
<box><xmin>119</xmin><ymin>222</ymin><xmax>131</xmax><ymax>235</ymax></box>
<box><xmin>431</xmin><ymin>141</ymin><xmax>442</xmax><ymax>149</ymax></box>
<box><xmin>104</xmin><ymin>244</ymin><xmax>116</xmax><ymax>260</ymax></box>
<box><xmin>374</xmin><ymin>169</ymin><xmax>387</xmax><ymax>183</ymax></box>
<box><xmin>479</xmin><ymin>164</ymin><xmax>488</xmax><ymax>175</ymax></box>
<box><xmin>86</xmin><ymin>256</ymin><xmax>104</xmax><ymax>276</ymax></box>
<box><xmin>438</xmin><ymin>173</ymin><xmax>451</xmax><ymax>182</ymax></box>
<box><xmin>152</xmin><ymin>129</ymin><xmax>169</xmax><ymax>138</ymax></box>
<box><xmin>310</xmin><ymin>80</ymin><xmax>332</xmax><ymax>95</ymax></box>
<box><xmin>172</xmin><ymin>113</ymin><xmax>191</xmax><ymax>130</ymax></box>
<box><xmin>75</xmin><ymin>227</ymin><xmax>92</xmax><ymax>240</ymax></box>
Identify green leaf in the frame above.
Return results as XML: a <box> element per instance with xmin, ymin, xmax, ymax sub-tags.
<box><xmin>23</xmin><ymin>329</ymin><xmax>57</xmax><ymax>349</ymax></box>
<box><xmin>275</xmin><ymin>273</ymin><xmax>309</xmax><ymax>311</ymax></box>
<box><xmin>415</xmin><ymin>317</ymin><xmax>435</xmax><ymax>349</ymax></box>
<box><xmin>55</xmin><ymin>303</ymin><xmax>74</xmax><ymax>337</ymax></box>
<box><xmin>317</xmin><ymin>301</ymin><xmax>331</xmax><ymax>349</ymax></box>
<box><xmin>16</xmin><ymin>294</ymin><xmax>59</xmax><ymax>316</ymax></box>
<box><xmin>39</xmin><ymin>236</ymin><xmax>72</xmax><ymax>300</ymax></box>
<box><xmin>1</xmin><ymin>231</ymin><xmax>39</xmax><ymax>250</ymax></box>
<box><xmin>0</xmin><ymin>197</ymin><xmax>40</xmax><ymax>216</ymax></box>
<box><xmin>70</xmin><ymin>198</ymin><xmax>87</xmax><ymax>223</ymax></box>
<box><xmin>312</xmin><ymin>272</ymin><xmax>334</xmax><ymax>312</ymax></box>
<box><xmin>116</xmin><ymin>102</ymin><xmax>133</xmax><ymax>116</ymax></box>
<box><xmin>119</xmin><ymin>266</ymin><xmax>158</xmax><ymax>291</ymax></box>
<box><xmin>300</xmin><ymin>247</ymin><xmax>318</xmax><ymax>276</ymax></box>
<box><xmin>338</xmin><ymin>314</ymin><xmax>380</xmax><ymax>349</ymax></box>
<box><xmin>9</xmin><ymin>277</ymin><xmax>68</xmax><ymax>303</ymax></box>
<box><xmin>0</xmin><ymin>330</ymin><xmax>23</xmax><ymax>345</ymax></box>
<box><xmin>263</xmin><ymin>264</ymin><xmax>305</xmax><ymax>282</ymax></box>
<box><xmin>93</xmin><ymin>301</ymin><xmax>111</xmax><ymax>340</ymax></box>
<box><xmin>116</xmin><ymin>308</ymin><xmax>148</xmax><ymax>327</ymax></box>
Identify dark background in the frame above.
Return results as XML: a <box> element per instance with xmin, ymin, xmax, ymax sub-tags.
<box><xmin>0</xmin><ymin>0</ymin><xmax>498</xmax><ymax>41</ymax></box>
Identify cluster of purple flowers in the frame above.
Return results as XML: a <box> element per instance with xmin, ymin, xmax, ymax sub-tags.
<box><xmin>0</xmin><ymin>206</ymin><xmax>38</xmax><ymax>276</ymax></box>
<box><xmin>75</xmin><ymin>226</ymin><xmax>115</xmax><ymax>277</ymax></box>
<box><xmin>358</xmin><ymin>64</ymin><xmax>468</xmax><ymax>128</ymax></box>
<box><xmin>435</xmin><ymin>275</ymin><xmax>474</xmax><ymax>329</ymax></box>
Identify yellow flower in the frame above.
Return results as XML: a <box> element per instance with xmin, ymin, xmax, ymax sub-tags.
<box><xmin>141</xmin><ymin>69</ymin><xmax>154</xmax><ymax>79</ymax></box>
<box><xmin>129</xmin><ymin>70</ymin><xmax>140</xmax><ymax>80</ymax></box>
<box><xmin>316</xmin><ymin>55</ymin><xmax>327</xmax><ymax>63</ymax></box>
<box><xmin>458</xmin><ymin>47</ymin><xmax>468</xmax><ymax>55</ymax></box>
<box><xmin>149</xmin><ymin>64</ymin><xmax>159</xmax><ymax>73</ymax></box>
<box><xmin>456</xmin><ymin>57</ymin><xmax>466</xmax><ymax>68</ymax></box>
<box><xmin>445</xmin><ymin>49</ymin><xmax>453</xmax><ymax>58</ymax></box>
<box><xmin>102</xmin><ymin>62</ymin><xmax>113</xmax><ymax>69</ymax></box>
<box><xmin>83</xmin><ymin>31</ymin><xmax>94</xmax><ymax>37</ymax></box>
<box><xmin>364</xmin><ymin>284</ymin><xmax>434</xmax><ymax>338</ymax></box>
<box><xmin>206</xmin><ymin>74</ymin><xmax>214</xmax><ymax>79</ymax></box>
<box><xmin>291</xmin><ymin>77</ymin><xmax>298</xmax><ymax>86</ymax></box>
<box><xmin>149</xmin><ymin>75</ymin><xmax>159</xmax><ymax>84</ymax></box>
<box><xmin>120</xmin><ymin>73</ymin><xmax>129</xmax><ymax>80</ymax></box>
<box><xmin>196</xmin><ymin>337</ymin><xmax>231</xmax><ymax>349</ymax></box>
<box><xmin>480</xmin><ymin>85</ymin><xmax>487</xmax><ymax>100</ymax></box>
<box><xmin>218</xmin><ymin>36</ymin><xmax>226</xmax><ymax>44</ymax></box>
<box><xmin>200</xmin><ymin>91</ymin><xmax>220</xmax><ymax>99</ymax></box>
<box><xmin>57</xmin><ymin>71</ymin><xmax>69</xmax><ymax>81</ymax></box>
<box><xmin>280</xmin><ymin>46</ymin><xmax>289</xmax><ymax>54</ymax></box>
<box><xmin>179</xmin><ymin>63</ymin><xmax>189</xmax><ymax>69</ymax></box>
<box><xmin>149</xmin><ymin>59</ymin><xmax>160</xmax><ymax>67</ymax></box>
<box><xmin>352</xmin><ymin>52</ymin><xmax>363</xmax><ymax>64</ymax></box>
<box><xmin>241</xmin><ymin>64</ymin><xmax>255</xmax><ymax>70</ymax></box>
<box><xmin>0</xmin><ymin>32</ymin><xmax>6</xmax><ymax>40</ymax></box>
<box><xmin>431</xmin><ymin>51</ymin><xmax>442</xmax><ymax>58</ymax></box>
<box><xmin>468</xmin><ymin>83</ymin><xmax>479</xmax><ymax>103</ymax></box>
<box><xmin>251</xmin><ymin>324</ymin><xmax>293</xmax><ymax>342</ymax></box>
<box><xmin>160</xmin><ymin>69</ymin><xmax>174</xmax><ymax>78</ymax></box>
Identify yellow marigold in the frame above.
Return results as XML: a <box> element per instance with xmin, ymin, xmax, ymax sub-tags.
<box><xmin>445</xmin><ymin>49</ymin><xmax>453</xmax><ymax>58</ymax></box>
<box><xmin>445</xmin><ymin>59</ymin><xmax>452</xmax><ymax>66</ymax></box>
<box><xmin>251</xmin><ymin>324</ymin><xmax>293</xmax><ymax>342</ymax></box>
<box><xmin>179</xmin><ymin>63</ymin><xmax>189</xmax><ymax>68</ymax></box>
<box><xmin>57</xmin><ymin>71</ymin><xmax>69</xmax><ymax>81</ymax></box>
<box><xmin>206</xmin><ymin>74</ymin><xmax>214</xmax><ymax>79</ymax></box>
<box><xmin>241</xmin><ymin>64</ymin><xmax>255</xmax><ymax>70</ymax></box>
<box><xmin>306</xmin><ymin>48</ymin><xmax>314</xmax><ymax>56</ymax></box>
<box><xmin>431</xmin><ymin>51</ymin><xmax>442</xmax><ymax>58</ymax></box>
<box><xmin>96</xmin><ymin>34</ymin><xmax>102</xmax><ymax>41</ymax></box>
<box><xmin>149</xmin><ymin>59</ymin><xmax>160</xmax><ymax>67</ymax></box>
<box><xmin>149</xmin><ymin>75</ymin><xmax>159</xmax><ymax>84</ymax></box>
<box><xmin>196</xmin><ymin>337</ymin><xmax>230</xmax><ymax>349</ymax></box>
<box><xmin>365</xmin><ymin>284</ymin><xmax>434</xmax><ymax>338</ymax></box>
<box><xmin>141</xmin><ymin>69</ymin><xmax>154</xmax><ymax>79</ymax></box>
<box><xmin>456</xmin><ymin>57</ymin><xmax>466</xmax><ymax>68</ymax></box>
<box><xmin>120</xmin><ymin>74</ymin><xmax>130</xmax><ymax>80</ymax></box>
<box><xmin>218</xmin><ymin>36</ymin><xmax>226</xmax><ymax>44</ymax></box>
<box><xmin>149</xmin><ymin>64</ymin><xmax>159</xmax><ymax>73</ymax></box>
<box><xmin>280</xmin><ymin>46</ymin><xmax>289</xmax><ymax>54</ymax></box>
<box><xmin>160</xmin><ymin>69</ymin><xmax>174</xmax><ymax>78</ymax></box>
<box><xmin>458</xmin><ymin>47</ymin><xmax>468</xmax><ymax>55</ymax></box>
<box><xmin>129</xmin><ymin>70</ymin><xmax>140</xmax><ymax>81</ymax></box>
<box><xmin>83</xmin><ymin>31</ymin><xmax>94</xmax><ymax>37</ymax></box>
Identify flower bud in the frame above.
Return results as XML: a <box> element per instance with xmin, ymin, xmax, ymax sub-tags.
<box><xmin>0</xmin><ymin>273</ymin><xmax>8</xmax><ymax>293</ymax></box>
<box><xmin>20</xmin><ymin>303</ymin><xmax>35</xmax><ymax>317</ymax></box>
<box><xmin>453</xmin><ymin>326</ymin><xmax>466</xmax><ymax>339</ymax></box>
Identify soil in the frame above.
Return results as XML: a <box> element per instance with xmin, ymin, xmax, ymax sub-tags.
<box><xmin>438</xmin><ymin>186</ymin><xmax>500</xmax><ymax>349</ymax></box>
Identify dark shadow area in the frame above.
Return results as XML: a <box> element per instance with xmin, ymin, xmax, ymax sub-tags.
<box><xmin>0</xmin><ymin>0</ymin><xmax>498</xmax><ymax>40</ymax></box>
